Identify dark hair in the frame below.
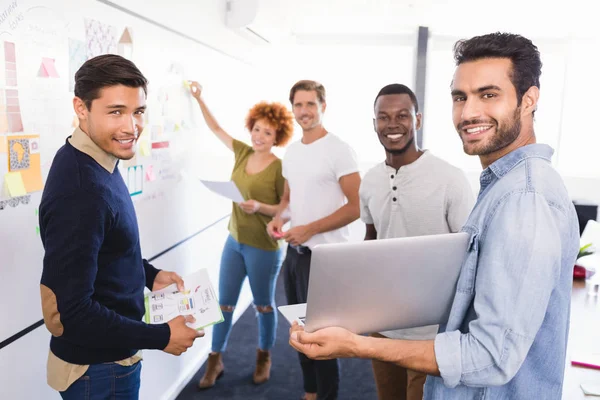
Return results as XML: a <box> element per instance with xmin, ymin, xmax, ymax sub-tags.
<box><xmin>289</xmin><ymin>80</ymin><xmax>326</xmax><ymax>105</ymax></box>
<box><xmin>453</xmin><ymin>32</ymin><xmax>542</xmax><ymax>107</ymax></box>
<box><xmin>374</xmin><ymin>84</ymin><xmax>419</xmax><ymax>112</ymax></box>
<box><xmin>74</xmin><ymin>54</ymin><xmax>148</xmax><ymax>110</ymax></box>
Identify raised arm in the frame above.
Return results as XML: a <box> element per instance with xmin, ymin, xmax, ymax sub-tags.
<box><xmin>189</xmin><ymin>81</ymin><xmax>234</xmax><ymax>151</ymax></box>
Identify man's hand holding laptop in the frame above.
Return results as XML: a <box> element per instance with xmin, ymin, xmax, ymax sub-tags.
<box><xmin>289</xmin><ymin>321</ymin><xmax>360</xmax><ymax>360</ymax></box>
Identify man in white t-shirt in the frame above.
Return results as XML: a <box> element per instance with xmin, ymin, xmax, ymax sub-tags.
<box><xmin>267</xmin><ymin>80</ymin><xmax>361</xmax><ymax>400</ymax></box>
<box><xmin>360</xmin><ymin>84</ymin><xmax>474</xmax><ymax>400</ymax></box>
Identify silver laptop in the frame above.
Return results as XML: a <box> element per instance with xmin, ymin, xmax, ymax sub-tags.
<box><xmin>279</xmin><ymin>232</ymin><xmax>470</xmax><ymax>334</ymax></box>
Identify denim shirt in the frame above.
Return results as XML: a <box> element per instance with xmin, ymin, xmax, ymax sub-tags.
<box><xmin>423</xmin><ymin>144</ymin><xmax>580</xmax><ymax>400</ymax></box>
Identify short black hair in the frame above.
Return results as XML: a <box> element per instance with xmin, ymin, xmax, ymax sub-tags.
<box><xmin>453</xmin><ymin>32</ymin><xmax>542</xmax><ymax>106</ymax></box>
<box><xmin>374</xmin><ymin>84</ymin><xmax>419</xmax><ymax>113</ymax></box>
<box><xmin>74</xmin><ymin>54</ymin><xmax>148</xmax><ymax>110</ymax></box>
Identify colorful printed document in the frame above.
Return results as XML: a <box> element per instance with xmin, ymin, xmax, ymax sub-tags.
<box><xmin>144</xmin><ymin>269</ymin><xmax>223</xmax><ymax>330</ymax></box>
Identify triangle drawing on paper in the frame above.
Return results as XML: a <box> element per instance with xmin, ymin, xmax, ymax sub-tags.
<box><xmin>119</xmin><ymin>28</ymin><xmax>133</xmax><ymax>44</ymax></box>
<box><xmin>38</xmin><ymin>58</ymin><xmax>59</xmax><ymax>78</ymax></box>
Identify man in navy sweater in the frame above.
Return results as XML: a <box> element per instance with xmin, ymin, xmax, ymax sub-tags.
<box><xmin>39</xmin><ymin>54</ymin><xmax>203</xmax><ymax>399</ymax></box>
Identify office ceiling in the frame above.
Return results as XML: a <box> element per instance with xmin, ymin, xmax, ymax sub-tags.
<box><xmin>287</xmin><ymin>0</ymin><xmax>599</xmax><ymax>41</ymax></box>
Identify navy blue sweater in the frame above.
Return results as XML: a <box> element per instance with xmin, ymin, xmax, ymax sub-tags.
<box><xmin>39</xmin><ymin>139</ymin><xmax>170</xmax><ymax>364</ymax></box>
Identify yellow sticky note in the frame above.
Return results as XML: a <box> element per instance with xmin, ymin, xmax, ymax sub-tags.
<box><xmin>4</xmin><ymin>172</ymin><xmax>27</xmax><ymax>197</ymax></box>
<box><xmin>174</xmin><ymin>123</ymin><xmax>180</xmax><ymax>132</ymax></box>
<box><xmin>139</xmin><ymin>139</ymin><xmax>151</xmax><ymax>156</ymax></box>
<box><xmin>183</xmin><ymin>80</ymin><xmax>190</xmax><ymax>89</ymax></box>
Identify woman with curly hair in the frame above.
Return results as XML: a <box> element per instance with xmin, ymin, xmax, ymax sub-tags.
<box><xmin>188</xmin><ymin>81</ymin><xmax>294</xmax><ymax>389</ymax></box>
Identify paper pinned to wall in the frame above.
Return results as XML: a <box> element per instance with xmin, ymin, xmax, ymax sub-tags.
<box><xmin>118</xmin><ymin>27</ymin><xmax>133</xmax><ymax>59</ymax></box>
<box><xmin>139</xmin><ymin>138</ymin><xmax>151</xmax><ymax>156</ymax></box>
<box><xmin>6</xmin><ymin>89</ymin><xmax>23</xmax><ymax>133</ymax></box>
<box><xmin>38</xmin><ymin>57</ymin><xmax>60</xmax><ymax>78</ymax></box>
<box><xmin>4</xmin><ymin>41</ymin><xmax>17</xmax><ymax>86</ymax></box>
<box><xmin>118</xmin><ymin>27</ymin><xmax>133</xmax><ymax>44</ymax></box>
<box><xmin>68</xmin><ymin>39</ymin><xmax>87</xmax><ymax>92</ymax></box>
<box><xmin>29</xmin><ymin>138</ymin><xmax>40</xmax><ymax>154</ymax></box>
<box><xmin>8</xmin><ymin>138</ymin><xmax>30</xmax><ymax>170</ymax></box>
<box><xmin>6</xmin><ymin>134</ymin><xmax>43</xmax><ymax>192</ymax></box>
<box><xmin>145</xmin><ymin>165</ymin><xmax>156</xmax><ymax>182</ymax></box>
<box><xmin>85</xmin><ymin>18</ymin><xmax>117</xmax><ymax>59</ymax></box>
<box><xmin>126</xmin><ymin>165</ymin><xmax>143</xmax><ymax>196</ymax></box>
<box><xmin>4</xmin><ymin>171</ymin><xmax>26</xmax><ymax>197</ymax></box>
<box><xmin>0</xmin><ymin>89</ymin><xmax>7</xmax><ymax>134</ymax></box>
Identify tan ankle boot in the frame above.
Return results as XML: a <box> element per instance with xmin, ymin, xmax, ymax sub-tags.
<box><xmin>253</xmin><ymin>349</ymin><xmax>271</xmax><ymax>385</ymax></box>
<box><xmin>198</xmin><ymin>352</ymin><xmax>224</xmax><ymax>389</ymax></box>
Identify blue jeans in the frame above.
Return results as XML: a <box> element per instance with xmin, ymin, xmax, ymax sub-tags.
<box><xmin>212</xmin><ymin>235</ymin><xmax>283</xmax><ymax>352</ymax></box>
<box><xmin>60</xmin><ymin>361</ymin><xmax>141</xmax><ymax>400</ymax></box>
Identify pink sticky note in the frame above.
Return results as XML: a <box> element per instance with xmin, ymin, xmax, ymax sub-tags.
<box><xmin>145</xmin><ymin>165</ymin><xmax>156</xmax><ymax>182</ymax></box>
<box><xmin>38</xmin><ymin>58</ymin><xmax>59</xmax><ymax>78</ymax></box>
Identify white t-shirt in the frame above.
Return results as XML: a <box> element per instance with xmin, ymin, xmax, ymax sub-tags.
<box><xmin>283</xmin><ymin>133</ymin><xmax>359</xmax><ymax>249</ymax></box>
<box><xmin>359</xmin><ymin>151</ymin><xmax>475</xmax><ymax>340</ymax></box>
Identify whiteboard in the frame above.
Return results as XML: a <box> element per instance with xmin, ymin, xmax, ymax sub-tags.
<box><xmin>0</xmin><ymin>0</ymin><xmax>260</xmax><ymax>344</ymax></box>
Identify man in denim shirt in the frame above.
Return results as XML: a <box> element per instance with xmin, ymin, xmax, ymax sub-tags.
<box><xmin>289</xmin><ymin>32</ymin><xmax>580</xmax><ymax>400</ymax></box>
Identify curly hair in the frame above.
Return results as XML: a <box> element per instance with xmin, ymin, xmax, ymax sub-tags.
<box><xmin>245</xmin><ymin>102</ymin><xmax>294</xmax><ymax>147</ymax></box>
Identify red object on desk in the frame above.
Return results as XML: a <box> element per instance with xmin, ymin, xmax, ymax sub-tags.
<box><xmin>573</xmin><ymin>264</ymin><xmax>587</xmax><ymax>279</ymax></box>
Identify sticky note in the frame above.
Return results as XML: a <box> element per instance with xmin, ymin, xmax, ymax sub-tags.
<box><xmin>145</xmin><ymin>165</ymin><xmax>156</xmax><ymax>182</ymax></box>
<box><xmin>183</xmin><ymin>80</ymin><xmax>190</xmax><ymax>89</ymax></box>
<box><xmin>119</xmin><ymin>28</ymin><xmax>133</xmax><ymax>44</ymax></box>
<box><xmin>139</xmin><ymin>139</ymin><xmax>151</xmax><ymax>156</ymax></box>
<box><xmin>38</xmin><ymin>57</ymin><xmax>60</xmax><ymax>78</ymax></box>
<box><xmin>4</xmin><ymin>172</ymin><xmax>27</xmax><ymax>197</ymax></box>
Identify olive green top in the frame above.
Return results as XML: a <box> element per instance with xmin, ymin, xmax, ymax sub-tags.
<box><xmin>229</xmin><ymin>139</ymin><xmax>284</xmax><ymax>251</ymax></box>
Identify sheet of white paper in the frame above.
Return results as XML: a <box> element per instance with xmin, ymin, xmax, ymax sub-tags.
<box><xmin>581</xmin><ymin>382</ymin><xmax>600</xmax><ymax>396</ymax></box>
<box><xmin>278</xmin><ymin>303</ymin><xmax>307</xmax><ymax>326</ymax></box>
<box><xmin>199</xmin><ymin>179</ymin><xmax>244</xmax><ymax>203</ymax></box>
<box><xmin>144</xmin><ymin>268</ymin><xmax>224</xmax><ymax>330</ymax></box>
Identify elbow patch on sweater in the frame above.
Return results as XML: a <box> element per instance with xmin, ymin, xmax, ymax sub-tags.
<box><xmin>40</xmin><ymin>284</ymin><xmax>64</xmax><ymax>337</ymax></box>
